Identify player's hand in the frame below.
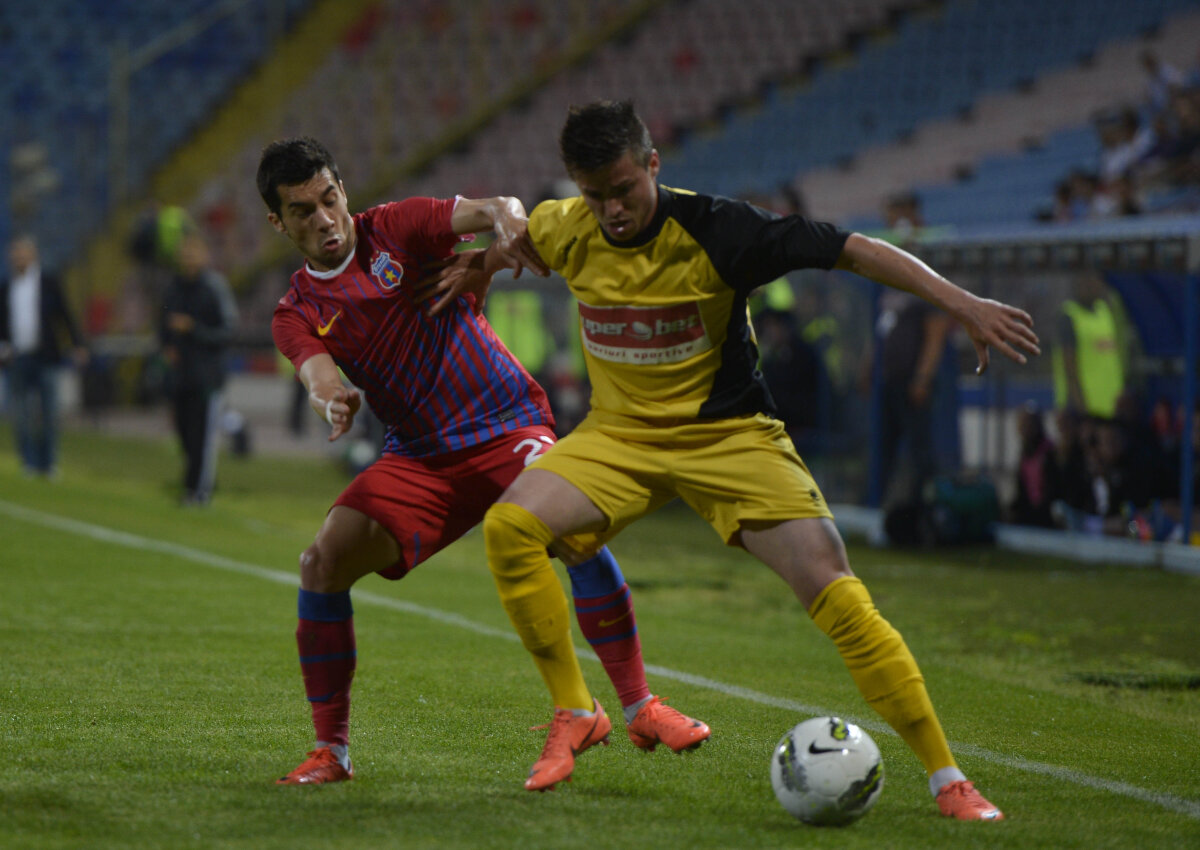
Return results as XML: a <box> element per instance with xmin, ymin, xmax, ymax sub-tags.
<box><xmin>958</xmin><ymin>296</ymin><xmax>1040</xmax><ymax>375</ymax></box>
<box><xmin>416</xmin><ymin>249</ymin><xmax>492</xmax><ymax>317</ymax></box>
<box><xmin>491</xmin><ymin>209</ymin><xmax>549</xmax><ymax>280</ymax></box>
<box><xmin>167</xmin><ymin>312</ymin><xmax>195</xmax><ymax>333</ymax></box>
<box><xmin>315</xmin><ymin>386</ymin><xmax>362</xmax><ymax>442</ymax></box>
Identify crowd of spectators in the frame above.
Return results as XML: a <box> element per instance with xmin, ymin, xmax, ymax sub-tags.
<box><xmin>1008</xmin><ymin>394</ymin><xmax>1198</xmax><ymax>543</ymax></box>
<box><xmin>1047</xmin><ymin>49</ymin><xmax>1200</xmax><ymax>223</ymax></box>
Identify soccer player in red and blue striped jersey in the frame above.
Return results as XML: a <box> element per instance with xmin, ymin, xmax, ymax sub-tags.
<box><xmin>259</xmin><ymin>137</ymin><xmax>709</xmax><ymax>786</ymax></box>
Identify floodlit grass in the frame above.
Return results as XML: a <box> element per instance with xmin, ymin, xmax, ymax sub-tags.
<box><xmin>1</xmin><ymin>424</ymin><xmax>1198</xmax><ymax>849</ymax></box>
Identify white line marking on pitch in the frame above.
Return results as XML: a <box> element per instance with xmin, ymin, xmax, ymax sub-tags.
<box><xmin>2</xmin><ymin>498</ymin><xmax>1197</xmax><ymax>820</ymax></box>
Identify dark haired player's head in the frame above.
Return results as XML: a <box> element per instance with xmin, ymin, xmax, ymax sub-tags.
<box><xmin>257</xmin><ymin>136</ymin><xmax>343</xmax><ymax>216</ymax></box>
<box><xmin>559</xmin><ymin>100</ymin><xmax>654</xmax><ymax>176</ymax></box>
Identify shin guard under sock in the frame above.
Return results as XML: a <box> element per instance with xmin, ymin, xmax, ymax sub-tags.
<box><xmin>296</xmin><ymin>589</ymin><xmax>356</xmax><ymax>747</ymax></box>
<box><xmin>808</xmin><ymin>576</ymin><xmax>955</xmax><ymax>775</ymax></box>
<box><xmin>483</xmin><ymin>502</ymin><xmax>592</xmax><ymax>709</ymax></box>
<box><xmin>568</xmin><ymin>548</ymin><xmax>650</xmax><ymax>708</ymax></box>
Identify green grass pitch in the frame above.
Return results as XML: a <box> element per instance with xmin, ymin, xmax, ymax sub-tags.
<box><xmin>0</xmin><ymin>426</ymin><xmax>1197</xmax><ymax>849</ymax></box>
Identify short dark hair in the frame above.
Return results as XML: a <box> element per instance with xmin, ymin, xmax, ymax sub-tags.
<box><xmin>559</xmin><ymin>100</ymin><xmax>653</xmax><ymax>175</ymax></box>
<box><xmin>256</xmin><ymin>136</ymin><xmax>342</xmax><ymax>216</ymax></box>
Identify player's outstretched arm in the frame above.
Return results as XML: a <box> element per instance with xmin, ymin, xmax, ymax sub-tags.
<box><xmin>298</xmin><ymin>352</ymin><xmax>362</xmax><ymax>441</ymax></box>
<box><xmin>451</xmin><ymin>196</ymin><xmax>549</xmax><ymax>279</ymax></box>
<box><xmin>835</xmin><ymin>233</ymin><xmax>1041</xmax><ymax>375</ymax></box>
<box><xmin>416</xmin><ymin>245</ymin><xmax>506</xmax><ymax>317</ymax></box>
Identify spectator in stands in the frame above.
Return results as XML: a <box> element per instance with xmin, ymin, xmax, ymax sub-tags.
<box><xmin>1151</xmin><ymin>88</ymin><xmax>1200</xmax><ymax>186</ymax></box>
<box><xmin>1066</xmin><ymin>169</ymin><xmax>1102</xmax><ymax>220</ymax></box>
<box><xmin>1140</xmin><ymin>49</ymin><xmax>1184</xmax><ymax>114</ymax></box>
<box><xmin>0</xmin><ymin>234</ymin><xmax>88</xmax><ymax>477</ymax></box>
<box><xmin>1008</xmin><ymin>403</ymin><xmax>1056</xmax><ymax>528</ymax></box>
<box><xmin>882</xmin><ymin>191</ymin><xmax>924</xmax><ymax>242</ymax></box>
<box><xmin>1097</xmin><ymin>108</ymin><xmax>1155</xmax><ymax>187</ymax></box>
<box><xmin>159</xmin><ymin>232</ymin><xmax>239</xmax><ymax>506</ymax></box>
<box><xmin>1052</xmin><ymin>269</ymin><xmax>1126</xmax><ymax>420</ymax></box>
<box><xmin>1048</xmin><ymin>179</ymin><xmax>1077</xmax><ymax>223</ymax></box>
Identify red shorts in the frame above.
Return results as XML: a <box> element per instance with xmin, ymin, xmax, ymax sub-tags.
<box><xmin>334</xmin><ymin>425</ymin><xmax>557</xmax><ymax>580</ymax></box>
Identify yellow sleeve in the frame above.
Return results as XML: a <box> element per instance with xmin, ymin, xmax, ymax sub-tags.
<box><xmin>528</xmin><ymin>198</ymin><xmax>572</xmax><ymax>274</ymax></box>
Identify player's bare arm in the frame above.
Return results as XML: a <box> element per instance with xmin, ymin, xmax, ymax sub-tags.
<box><xmin>297</xmin><ymin>352</ymin><xmax>362</xmax><ymax>442</ymax></box>
<box><xmin>451</xmin><ymin>196</ymin><xmax>549</xmax><ymax>279</ymax></box>
<box><xmin>416</xmin><ymin>246</ymin><xmax>507</xmax><ymax>317</ymax></box>
<box><xmin>835</xmin><ymin>233</ymin><xmax>1040</xmax><ymax>375</ymax></box>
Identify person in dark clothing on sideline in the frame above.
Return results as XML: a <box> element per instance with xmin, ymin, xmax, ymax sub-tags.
<box><xmin>159</xmin><ymin>232</ymin><xmax>238</xmax><ymax>505</ymax></box>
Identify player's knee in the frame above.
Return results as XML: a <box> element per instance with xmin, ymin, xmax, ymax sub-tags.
<box><xmin>482</xmin><ymin>504</ymin><xmax>520</xmax><ymax>578</ymax></box>
<box><xmin>483</xmin><ymin>502</ymin><xmax>553</xmax><ymax>580</ymax></box>
<box><xmin>299</xmin><ymin>542</ymin><xmax>346</xmax><ymax>593</ymax></box>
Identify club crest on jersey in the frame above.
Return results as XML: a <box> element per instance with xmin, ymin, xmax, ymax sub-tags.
<box><xmin>371</xmin><ymin>252</ymin><xmax>404</xmax><ymax>290</ymax></box>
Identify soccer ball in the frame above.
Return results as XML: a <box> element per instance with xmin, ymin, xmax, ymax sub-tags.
<box><xmin>770</xmin><ymin>716</ymin><xmax>884</xmax><ymax>826</ymax></box>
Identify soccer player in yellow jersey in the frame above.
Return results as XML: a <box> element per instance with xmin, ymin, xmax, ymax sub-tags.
<box><xmin>427</xmin><ymin>101</ymin><xmax>1039</xmax><ymax>816</ymax></box>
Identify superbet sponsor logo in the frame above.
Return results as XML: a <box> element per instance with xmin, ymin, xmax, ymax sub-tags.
<box><xmin>578</xmin><ymin>301</ymin><xmax>711</xmax><ymax>364</ymax></box>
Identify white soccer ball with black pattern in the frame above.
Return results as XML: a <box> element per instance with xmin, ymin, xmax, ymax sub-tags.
<box><xmin>770</xmin><ymin>716</ymin><xmax>884</xmax><ymax>826</ymax></box>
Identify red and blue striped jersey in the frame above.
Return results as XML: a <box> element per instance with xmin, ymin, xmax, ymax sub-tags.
<box><xmin>272</xmin><ymin>198</ymin><xmax>552</xmax><ymax>457</ymax></box>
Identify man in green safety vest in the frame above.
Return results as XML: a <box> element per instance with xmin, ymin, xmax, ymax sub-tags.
<box><xmin>1052</xmin><ymin>270</ymin><xmax>1127</xmax><ymax>419</ymax></box>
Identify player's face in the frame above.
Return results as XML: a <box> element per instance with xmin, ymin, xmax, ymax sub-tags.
<box><xmin>268</xmin><ymin>167</ymin><xmax>356</xmax><ymax>271</ymax></box>
<box><xmin>573</xmin><ymin>149</ymin><xmax>660</xmax><ymax>242</ymax></box>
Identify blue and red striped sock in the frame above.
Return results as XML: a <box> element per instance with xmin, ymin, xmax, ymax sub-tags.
<box><xmin>296</xmin><ymin>589</ymin><xmax>356</xmax><ymax>747</ymax></box>
<box><xmin>568</xmin><ymin>548</ymin><xmax>651</xmax><ymax>709</ymax></box>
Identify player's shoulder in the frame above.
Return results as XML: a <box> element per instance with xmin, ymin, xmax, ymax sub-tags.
<box><xmin>531</xmin><ymin>195</ymin><xmax>591</xmax><ymax>230</ymax></box>
<box><xmin>662</xmin><ymin>184</ymin><xmax>757</xmax><ymax>221</ymax></box>
<box><xmin>360</xmin><ymin>197</ymin><xmax>437</xmax><ymax>227</ymax></box>
<box><xmin>660</xmin><ymin>185</ymin><xmax>773</xmax><ymax>247</ymax></box>
<box><xmin>529</xmin><ymin>196</ymin><xmax>594</xmax><ymax>265</ymax></box>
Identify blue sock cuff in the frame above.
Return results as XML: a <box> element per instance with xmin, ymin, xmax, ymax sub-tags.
<box><xmin>298</xmin><ymin>588</ymin><xmax>353</xmax><ymax>622</ymax></box>
<box><xmin>566</xmin><ymin>546</ymin><xmax>625</xmax><ymax>598</ymax></box>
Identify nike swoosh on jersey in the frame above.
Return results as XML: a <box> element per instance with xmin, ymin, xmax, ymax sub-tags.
<box><xmin>316</xmin><ymin>310</ymin><xmax>342</xmax><ymax>336</ymax></box>
<box><xmin>598</xmin><ymin>610</ymin><xmax>633</xmax><ymax>628</ymax></box>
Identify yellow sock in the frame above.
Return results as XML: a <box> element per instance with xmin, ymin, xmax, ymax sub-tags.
<box><xmin>483</xmin><ymin>502</ymin><xmax>592</xmax><ymax>710</ymax></box>
<box><xmin>808</xmin><ymin>576</ymin><xmax>955</xmax><ymax>776</ymax></box>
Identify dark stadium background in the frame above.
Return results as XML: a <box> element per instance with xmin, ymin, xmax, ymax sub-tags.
<box><xmin>4</xmin><ymin>0</ymin><xmax>1199</xmax><ymax>565</ymax></box>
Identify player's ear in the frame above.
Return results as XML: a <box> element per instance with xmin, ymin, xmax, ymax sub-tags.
<box><xmin>339</xmin><ymin>180</ymin><xmax>349</xmax><ymax>206</ymax></box>
<box><xmin>647</xmin><ymin>149</ymin><xmax>661</xmax><ymax>179</ymax></box>
<box><xmin>267</xmin><ymin>212</ymin><xmax>286</xmax><ymax>234</ymax></box>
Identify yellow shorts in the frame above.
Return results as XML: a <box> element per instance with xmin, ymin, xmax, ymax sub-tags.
<box><xmin>529</xmin><ymin>411</ymin><xmax>833</xmax><ymax>547</ymax></box>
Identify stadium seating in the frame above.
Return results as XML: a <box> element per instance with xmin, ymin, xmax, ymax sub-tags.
<box><xmin>14</xmin><ymin>0</ymin><xmax>1200</xmax><ymax>282</ymax></box>
<box><xmin>0</xmin><ymin>0</ymin><xmax>315</xmax><ymax>269</ymax></box>
<box><xmin>665</xmin><ymin>0</ymin><xmax>1200</xmax><ymax>227</ymax></box>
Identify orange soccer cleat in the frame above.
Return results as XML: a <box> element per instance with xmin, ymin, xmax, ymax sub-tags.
<box><xmin>936</xmin><ymin>780</ymin><xmax>1005</xmax><ymax>821</ymax></box>
<box><xmin>276</xmin><ymin>746</ymin><xmax>353</xmax><ymax>786</ymax></box>
<box><xmin>524</xmin><ymin>700</ymin><xmax>612</xmax><ymax>791</ymax></box>
<box><xmin>626</xmin><ymin>696</ymin><xmax>711</xmax><ymax>753</ymax></box>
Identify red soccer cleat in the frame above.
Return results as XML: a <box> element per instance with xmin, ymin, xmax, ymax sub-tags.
<box><xmin>936</xmin><ymin>780</ymin><xmax>1005</xmax><ymax>821</ymax></box>
<box><xmin>276</xmin><ymin>746</ymin><xmax>353</xmax><ymax>785</ymax></box>
<box><xmin>525</xmin><ymin>700</ymin><xmax>612</xmax><ymax>791</ymax></box>
<box><xmin>626</xmin><ymin>696</ymin><xmax>711</xmax><ymax>753</ymax></box>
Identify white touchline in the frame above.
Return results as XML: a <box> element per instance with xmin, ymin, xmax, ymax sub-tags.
<box><xmin>2</xmin><ymin>498</ymin><xmax>1197</xmax><ymax>820</ymax></box>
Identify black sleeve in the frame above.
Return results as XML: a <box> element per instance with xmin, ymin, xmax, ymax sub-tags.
<box><xmin>44</xmin><ymin>274</ymin><xmax>84</xmax><ymax>347</ymax></box>
<box><xmin>670</xmin><ymin>191</ymin><xmax>849</xmax><ymax>293</ymax></box>
<box><xmin>0</xmin><ymin>281</ymin><xmax>10</xmax><ymax>344</ymax></box>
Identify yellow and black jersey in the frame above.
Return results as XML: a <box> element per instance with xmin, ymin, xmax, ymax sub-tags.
<box><xmin>528</xmin><ymin>186</ymin><xmax>849</xmax><ymax>422</ymax></box>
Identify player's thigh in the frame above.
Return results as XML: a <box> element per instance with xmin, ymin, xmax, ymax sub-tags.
<box><xmin>740</xmin><ymin>517</ymin><xmax>852</xmax><ymax>608</ymax></box>
<box><xmin>334</xmin><ymin>428</ymin><xmax>563</xmax><ymax>578</ymax></box>
<box><xmin>307</xmin><ymin>504</ymin><xmax>402</xmax><ymax>590</ymax></box>
<box><xmin>673</xmin><ymin>415</ymin><xmax>832</xmax><ymax>545</ymax></box>
<box><xmin>334</xmin><ymin>453</ymin><xmax>482</xmax><ymax>578</ymax></box>
<box><xmin>515</xmin><ymin>423</ymin><xmax>675</xmax><ymax>543</ymax></box>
